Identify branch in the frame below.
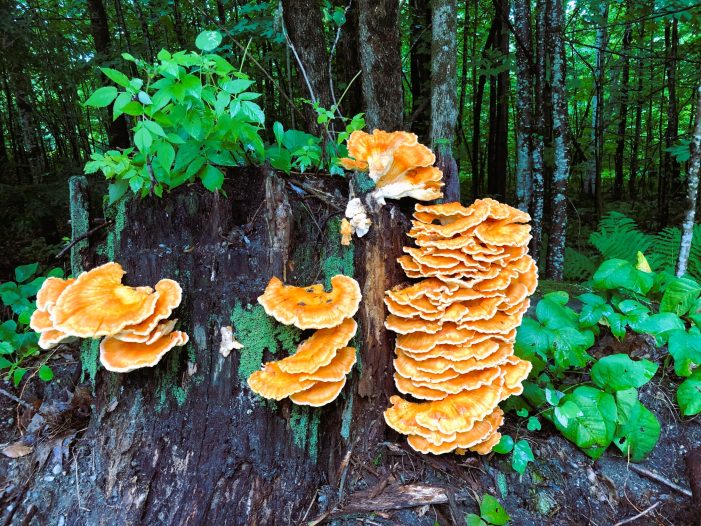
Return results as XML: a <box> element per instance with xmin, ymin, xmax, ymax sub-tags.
<box><xmin>56</xmin><ymin>220</ymin><xmax>114</xmax><ymax>259</ymax></box>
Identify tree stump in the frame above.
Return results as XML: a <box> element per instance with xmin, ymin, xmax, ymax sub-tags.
<box><xmin>18</xmin><ymin>168</ymin><xmax>408</xmax><ymax>525</ymax></box>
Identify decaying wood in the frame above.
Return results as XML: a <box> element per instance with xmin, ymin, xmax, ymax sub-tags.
<box><xmin>264</xmin><ymin>170</ymin><xmax>292</xmax><ymax>280</ymax></box>
<box><xmin>686</xmin><ymin>445</ymin><xmax>701</xmax><ymax>516</ymax></box>
<box><xmin>338</xmin><ymin>483</ymin><xmax>466</xmax><ymax>514</ymax></box>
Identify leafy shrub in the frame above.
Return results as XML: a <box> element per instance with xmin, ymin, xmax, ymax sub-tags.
<box><xmin>0</xmin><ymin>263</ymin><xmax>63</xmax><ymax>385</ymax></box>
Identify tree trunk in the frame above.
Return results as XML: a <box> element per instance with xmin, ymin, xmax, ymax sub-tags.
<box><xmin>430</xmin><ymin>0</ymin><xmax>460</xmax><ymax>203</ymax></box>
<box><xmin>513</xmin><ymin>0</ymin><xmax>535</xmax><ymax>213</ymax></box>
<box><xmin>282</xmin><ymin>0</ymin><xmax>333</xmax><ymax>133</ymax></box>
<box><xmin>629</xmin><ymin>22</ymin><xmax>645</xmax><ymax>198</ymax></box>
<box><xmin>409</xmin><ymin>0</ymin><xmax>432</xmax><ymax>139</ymax></box>
<box><xmin>545</xmin><ymin>0</ymin><xmax>570</xmax><ymax>281</ymax></box>
<box><xmin>11</xmin><ymin>168</ymin><xmax>409</xmax><ymax>525</ymax></box>
<box><xmin>486</xmin><ymin>0</ymin><xmax>509</xmax><ymax>200</ymax></box>
<box><xmin>676</xmin><ymin>82</ymin><xmax>701</xmax><ymax>277</ymax></box>
<box><xmin>87</xmin><ymin>0</ymin><xmax>131</xmax><ymax>149</ymax></box>
<box><xmin>613</xmin><ymin>11</ymin><xmax>632</xmax><ymax>200</ymax></box>
<box><xmin>334</xmin><ymin>0</ymin><xmax>363</xmax><ymax>118</ymax></box>
<box><xmin>659</xmin><ymin>18</ymin><xmax>679</xmax><ymax>228</ymax></box>
<box><xmin>358</xmin><ymin>0</ymin><xmax>403</xmax><ymax>130</ymax></box>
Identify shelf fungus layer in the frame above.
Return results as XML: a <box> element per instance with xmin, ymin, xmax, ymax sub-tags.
<box><xmin>383</xmin><ymin>199</ymin><xmax>536</xmax><ymax>455</ymax></box>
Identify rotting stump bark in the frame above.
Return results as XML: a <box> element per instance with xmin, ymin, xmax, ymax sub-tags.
<box><xmin>11</xmin><ymin>168</ymin><xmax>408</xmax><ymax>526</ymax></box>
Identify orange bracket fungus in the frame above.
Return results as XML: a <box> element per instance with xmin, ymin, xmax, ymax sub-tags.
<box><xmin>339</xmin><ymin>129</ymin><xmax>445</xmax><ymax>242</ymax></box>
<box><xmin>31</xmin><ymin>262</ymin><xmax>187</xmax><ymax>373</ymax></box>
<box><xmin>383</xmin><ymin>198</ymin><xmax>537</xmax><ymax>455</ymax></box>
<box><xmin>247</xmin><ymin>275</ymin><xmax>361</xmax><ymax>407</ymax></box>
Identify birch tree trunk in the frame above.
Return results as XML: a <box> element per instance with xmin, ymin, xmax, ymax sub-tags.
<box><xmin>430</xmin><ymin>0</ymin><xmax>461</xmax><ymax>203</ymax></box>
<box><xmin>358</xmin><ymin>0</ymin><xmax>403</xmax><ymax>130</ymax></box>
<box><xmin>676</xmin><ymin>82</ymin><xmax>701</xmax><ymax>277</ymax></box>
<box><xmin>513</xmin><ymin>0</ymin><xmax>535</xmax><ymax>213</ymax></box>
<box><xmin>545</xmin><ymin>0</ymin><xmax>570</xmax><ymax>280</ymax></box>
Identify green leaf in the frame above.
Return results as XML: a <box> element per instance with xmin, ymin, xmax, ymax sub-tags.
<box><xmin>85</xmin><ymin>86</ymin><xmax>118</xmax><ymax>108</ymax></box>
<box><xmin>465</xmin><ymin>514</ymin><xmax>487</xmax><ymax>526</ymax></box>
<box><xmin>13</xmin><ymin>367</ymin><xmax>27</xmax><ymax>387</ymax></box>
<box><xmin>273</xmin><ymin>121</ymin><xmax>284</xmax><ymax>146</ymax></box>
<box><xmin>199</xmin><ymin>164</ymin><xmax>224</xmax><ymax>191</ymax></box>
<box><xmin>134</xmin><ymin>127</ymin><xmax>153</xmax><ymax>152</ymax></box>
<box><xmin>0</xmin><ymin>342</ymin><xmax>13</xmax><ymax>355</ymax></box>
<box><xmin>677</xmin><ymin>372</ymin><xmax>701</xmax><ymax>416</ymax></box>
<box><xmin>155</xmin><ymin>142</ymin><xmax>175</xmax><ymax>173</ymax></box>
<box><xmin>100</xmin><ymin>67</ymin><xmax>130</xmax><ymax>88</ymax></box>
<box><xmin>536</xmin><ymin>292</ymin><xmax>579</xmax><ymax>330</ymax></box>
<box><xmin>15</xmin><ymin>263</ymin><xmax>39</xmax><ymax>283</ymax></box>
<box><xmin>195</xmin><ymin>30</ymin><xmax>222</xmax><ymax>51</ymax></box>
<box><xmin>112</xmin><ymin>91</ymin><xmax>132</xmax><ymax>119</ymax></box>
<box><xmin>38</xmin><ymin>365</ymin><xmax>54</xmax><ymax>382</ymax></box>
<box><xmin>512</xmin><ymin>439</ymin><xmax>535</xmax><ymax>474</ymax></box>
<box><xmin>223</xmin><ymin>79</ymin><xmax>255</xmax><ymax>95</ymax></box>
<box><xmin>633</xmin><ymin>313</ymin><xmax>685</xmax><ymax>345</ymax></box>
<box><xmin>480</xmin><ymin>495</ymin><xmax>510</xmax><ymax>526</ymax></box>
<box><xmin>590</xmin><ymin>354</ymin><xmax>658</xmax><ymax>392</ymax></box>
<box><xmin>660</xmin><ymin>277</ymin><xmax>701</xmax><ymax>316</ymax></box>
<box><xmin>553</xmin><ymin>386</ymin><xmax>617</xmax><ymax>459</ymax></box>
<box><xmin>0</xmin><ymin>356</ymin><xmax>12</xmax><ymax>369</ymax></box>
<box><xmin>551</xmin><ymin>326</ymin><xmax>595</xmax><ymax>370</ymax></box>
<box><xmin>667</xmin><ymin>329</ymin><xmax>701</xmax><ymax>377</ymax></box>
<box><xmin>592</xmin><ymin>259</ymin><xmax>654</xmax><ymax>295</ymax></box>
<box><xmin>613</xmin><ymin>389</ymin><xmax>660</xmax><ymax>462</ymax></box>
<box><xmin>526</xmin><ymin>416</ymin><xmax>541</xmax><ymax>431</ymax></box>
<box><xmin>493</xmin><ymin>434</ymin><xmax>514</xmax><ymax>454</ymax></box>
<box><xmin>108</xmin><ymin>180</ymin><xmax>129</xmax><ymax>204</ymax></box>
<box><xmin>515</xmin><ymin>318</ymin><xmax>550</xmax><ymax>361</ymax></box>
<box><xmin>143</xmin><ymin>120</ymin><xmax>166</xmax><ymax>137</ymax></box>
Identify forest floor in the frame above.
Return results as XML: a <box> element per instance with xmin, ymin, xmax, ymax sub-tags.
<box><xmin>0</xmin><ymin>338</ymin><xmax>698</xmax><ymax>525</ymax></box>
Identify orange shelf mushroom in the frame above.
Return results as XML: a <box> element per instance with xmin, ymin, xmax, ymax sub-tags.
<box><xmin>383</xmin><ymin>199</ymin><xmax>537</xmax><ymax>455</ymax></box>
<box><xmin>247</xmin><ymin>275</ymin><xmax>361</xmax><ymax>407</ymax></box>
<box><xmin>31</xmin><ymin>262</ymin><xmax>187</xmax><ymax>373</ymax></box>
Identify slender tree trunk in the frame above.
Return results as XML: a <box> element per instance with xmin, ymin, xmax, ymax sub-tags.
<box><xmin>659</xmin><ymin>18</ymin><xmax>679</xmax><ymax>227</ymax></box>
<box><xmin>282</xmin><ymin>0</ymin><xmax>333</xmax><ymax>133</ymax></box>
<box><xmin>12</xmin><ymin>72</ymin><xmax>44</xmax><ymax>183</ymax></box>
<box><xmin>456</xmin><ymin>0</ymin><xmax>471</xmax><ymax>171</ymax></box>
<box><xmin>613</xmin><ymin>12</ymin><xmax>632</xmax><ymax>200</ymax></box>
<box><xmin>487</xmin><ymin>0</ymin><xmax>509</xmax><ymax>199</ymax></box>
<box><xmin>88</xmin><ymin>0</ymin><xmax>130</xmax><ymax>149</ymax></box>
<box><xmin>430</xmin><ymin>0</ymin><xmax>460</xmax><ymax>202</ymax></box>
<box><xmin>677</xmin><ymin>82</ymin><xmax>701</xmax><ymax>276</ymax></box>
<box><xmin>513</xmin><ymin>0</ymin><xmax>535</xmax><ymax>213</ymax></box>
<box><xmin>335</xmin><ymin>0</ymin><xmax>363</xmax><ymax>118</ymax></box>
<box><xmin>629</xmin><ymin>22</ymin><xmax>645</xmax><ymax>197</ymax></box>
<box><xmin>409</xmin><ymin>0</ymin><xmax>432</xmax><ymax>139</ymax></box>
<box><xmin>546</xmin><ymin>0</ymin><xmax>570</xmax><ymax>281</ymax></box>
<box><xmin>357</xmin><ymin>0</ymin><xmax>403</xmax><ymax>130</ymax></box>
<box><xmin>216</xmin><ymin>0</ymin><xmax>226</xmax><ymax>24</ymax></box>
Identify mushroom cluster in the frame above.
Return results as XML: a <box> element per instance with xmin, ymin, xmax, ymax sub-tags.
<box><xmin>247</xmin><ymin>275</ymin><xmax>361</xmax><ymax>406</ymax></box>
<box><xmin>30</xmin><ymin>262</ymin><xmax>187</xmax><ymax>373</ymax></box>
<box><xmin>339</xmin><ymin>130</ymin><xmax>444</xmax><ymax>240</ymax></box>
<box><xmin>383</xmin><ymin>199</ymin><xmax>537</xmax><ymax>454</ymax></box>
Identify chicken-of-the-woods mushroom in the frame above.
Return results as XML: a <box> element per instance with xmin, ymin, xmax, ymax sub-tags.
<box><xmin>247</xmin><ymin>276</ymin><xmax>361</xmax><ymax>407</ymax></box>
<box><xmin>383</xmin><ymin>199</ymin><xmax>536</xmax><ymax>455</ymax></box>
<box><xmin>31</xmin><ymin>262</ymin><xmax>187</xmax><ymax>373</ymax></box>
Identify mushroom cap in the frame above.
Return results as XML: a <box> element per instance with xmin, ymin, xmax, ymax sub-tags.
<box><xmin>373</xmin><ymin>166</ymin><xmax>444</xmax><ymax>202</ymax></box>
<box><xmin>36</xmin><ymin>277</ymin><xmax>75</xmax><ymax>311</ymax></box>
<box><xmin>39</xmin><ymin>330</ymin><xmax>77</xmax><ymax>350</ymax></box>
<box><xmin>50</xmin><ymin>262</ymin><xmax>159</xmax><ymax>338</ymax></box>
<box><xmin>402</xmin><ymin>339</ymin><xmax>502</xmax><ymax>362</ymax></box>
<box><xmin>99</xmin><ymin>330</ymin><xmax>188</xmax><ymax>373</ymax></box>
<box><xmin>458</xmin><ymin>311</ymin><xmax>524</xmax><ymax>335</ymax></box>
<box><xmin>474</xmin><ymin>220</ymin><xmax>532</xmax><ymax>247</ymax></box>
<box><xmin>385</xmin><ymin>314</ymin><xmax>443</xmax><ymax>335</ymax></box>
<box><xmin>393</xmin><ymin>374</ymin><xmax>448</xmax><ymax>400</ymax></box>
<box><xmin>277</xmin><ymin>318</ymin><xmax>357</xmax><ymax>374</ymax></box>
<box><xmin>289</xmin><ymin>378</ymin><xmax>347</xmax><ymax>406</ymax></box>
<box><xmin>339</xmin><ymin>129</ymin><xmax>420</xmax><ymax>180</ymax></box>
<box><xmin>413</xmin><ymin>202</ymin><xmax>474</xmax><ymax>223</ymax></box>
<box><xmin>399</xmin><ymin>342</ymin><xmax>512</xmax><ymax>374</ymax></box>
<box><xmin>300</xmin><ymin>347</ymin><xmax>357</xmax><ymax>382</ymax></box>
<box><xmin>409</xmin><ymin>366</ymin><xmax>503</xmax><ymax>396</ymax></box>
<box><xmin>30</xmin><ymin>306</ymin><xmax>75</xmax><ymax>349</ymax></box>
<box><xmin>340</xmin><ymin>218</ymin><xmax>353</xmax><ymax>246</ymax></box>
<box><xmin>117</xmin><ymin>279</ymin><xmax>182</xmax><ymax>337</ymax></box>
<box><xmin>407</xmin><ymin>408</ymin><xmax>504</xmax><ymax>454</ymax></box>
<box><xmin>247</xmin><ymin>361</ymin><xmax>317</xmax><ymax>400</ymax></box>
<box><xmin>386</xmin><ymin>278</ymin><xmax>461</xmax><ymax>306</ymax></box>
<box><xmin>257</xmin><ymin>275</ymin><xmax>361</xmax><ymax>329</ymax></box>
<box><xmin>29</xmin><ymin>308</ymin><xmax>53</xmax><ymax>332</ymax></box>
<box><xmin>468</xmin><ymin>430</ymin><xmax>502</xmax><ymax>455</ymax></box>
<box><xmin>499</xmin><ymin>355</ymin><xmax>533</xmax><ymax>399</ymax></box>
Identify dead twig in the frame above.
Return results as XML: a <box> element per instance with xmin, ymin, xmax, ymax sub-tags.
<box><xmin>56</xmin><ymin>220</ymin><xmax>114</xmax><ymax>259</ymax></box>
<box><xmin>0</xmin><ymin>387</ymin><xmax>34</xmax><ymax>411</ymax></box>
<box><xmin>628</xmin><ymin>465</ymin><xmax>693</xmax><ymax>497</ymax></box>
<box><xmin>613</xmin><ymin>501</ymin><xmax>661</xmax><ymax>526</ymax></box>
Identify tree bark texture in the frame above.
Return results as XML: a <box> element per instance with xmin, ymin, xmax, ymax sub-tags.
<box><xmin>282</xmin><ymin>0</ymin><xmax>333</xmax><ymax>133</ymax></box>
<box><xmin>513</xmin><ymin>0</ymin><xmax>534</xmax><ymax>213</ymax></box>
<box><xmin>409</xmin><ymin>0</ymin><xmax>432</xmax><ymax>140</ymax></box>
<box><xmin>659</xmin><ymin>18</ymin><xmax>679</xmax><ymax>227</ymax></box>
<box><xmin>430</xmin><ymin>0</ymin><xmax>460</xmax><ymax>203</ymax></box>
<box><xmin>358</xmin><ymin>0</ymin><xmax>404</xmax><ymax>130</ymax></box>
<box><xmin>613</xmin><ymin>10</ymin><xmax>632</xmax><ymax>200</ymax></box>
<box><xmin>10</xmin><ymin>168</ymin><xmax>409</xmax><ymax>525</ymax></box>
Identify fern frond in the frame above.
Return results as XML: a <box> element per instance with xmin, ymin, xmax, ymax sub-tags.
<box><xmin>564</xmin><ymin>247</ymin><xmax>597</xmax><ymax>281</ymax></box>
<box><xmin>588</xmin><ymin>211</ymin><xmax>654</xmax><ymax>262</ymax></box>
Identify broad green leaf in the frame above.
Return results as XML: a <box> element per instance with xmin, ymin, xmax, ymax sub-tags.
<box><xmin>667</xmin><ymin>329</ymin><xmax>701</xmax><ymax>377</ymax></box>
<box><xmin>590</xmin><ymin>354</ymin><xmax>658</xmax><ymax>392</ymax></box>
<box><xmin>85</xmin><ymin>86</ymin><xmax>118</xmax><ymax>108</ymax></box>
<box><xmin>613</xmin><ymin>389</ymin><xmax>660</xmax><ymax>462</ymax></box>
<box><xmin>592</xmin><ymin>259</ymin><xmax>654</xmax><ymax>295</ymax></box>
<box><xmin>134</xmin><ymin>127</ymin><xmax>153</xmax><ymax>152</ymax></box>
<box><xmin>15</xmin><ymin>263</ymin><xmax>39</xmax><ymax>283</ymax></box>
<box><xmin>526</xmin><ymin>416</ymin><xmax>541</xmax><ymax>431</ymax></box>
<box><xmin>223</xmin><ymin>78</ymin><xmax>255</xmax><ymax>95</ymax></box>
<box><xmin>273</xmin><ymin>121</ymin><xmax>284</xmax><ymax>145</ymax></box>
<box><xmin>677</xmin><ymin>372</ymin><xmax>701</xmax><ymax>416</ymax></box>
<box><xmin>108</xmin><ymin>180</ymin><xmax>129</xmax><ymax>204</ymax></box>
<box><xmin>143</xmin><ymin>120</ymin><xmax>166</xmax><ymax>137</ymax></box>
<box><xmin>13</xmin><ymin>367</ymin><xmax>27</xmax><ymax>387</ymax></box>
<box><xmin>0</xmin><ymin>342</ymin><xmax>13</xmax><ymax>355</ymax></box>
<box><xmin>480</xmin><ymin>495</ymin><xmax>510</xmax><ymax>526</ymax></box>
<box><xmin>536</xmin><ymin>293</ymin><xmax>579</xmax><ymax>330</ymax></box>
<box><xmin>38</xmin><ymin>365</ymin><xmax>54</xmax><ymax>382</ymax></box>
<box><xmin>100</xmin><ymin>67</ymin><xmax>131</xmax><ymax>88</ymax></box>
<box><xmin>199</xmin><ymin>164</ymin><xmax>224</xmax><ymax>191</ymax></box>
<box><xmin>155</xmin><ymin>142</ymin><xmax>175</xmax><ymax>172</ymax></box>
<box><xmin>113</xmin><ymin>91</ymin><xmax>132</xmax><ymax>119</ymax></box>
<box><xmin>553</xmin><ymin>386</ymin><xmax>617</xmax><ymax>459</ymax></box>
<box><xmin>515</xmin><ymin>318</ymin><xmax>550</xmax><ymax>360</ymax></box>
<box><xmin>512</xmin><ymin>439</ymin><xmax>535</xmax><ymax>474</ymax></box>
<box><xmin>493</xmin><ymin>434</ymin><xmax>514</xmax><ymax>454</ymax></box>
<box><xmin>660</xmin><ymin>277</ymin><xmax>701</xmax><ymax>316</ymax></box>
<box><xmin>195</xmin><ymin>30</ymin><xmax>222</xmax><ymax>51</ymax></box>
<box><xmin>603</xmin><ymin>312</ymin><xmax>628</xmax><ymax>340</ymax></box>
<box><xmin>465</xmin><ymin>514</ymin><xmax>487</xmax><ymax>526</ymax></box>
<box><xmin>632</xmin><ymin>312</ymin><xmax>685</xmax><ymax>345</ymax></box>
<box><xmin>551</xmin><ymin>326</ymin><xmax>594</xmax><ymax>370</ymax></box>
